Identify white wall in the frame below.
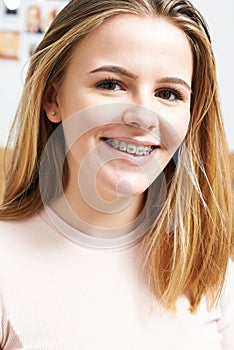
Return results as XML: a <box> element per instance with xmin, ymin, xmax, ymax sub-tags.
<box><xmin>0</xmin><ymin>0</ymin><xmax>233</xmax><ymax>150</ymax></box>
<box><xmin>192</xmin><ymin>0</ymin><xmax>234</xmax><ymax>152</ymax></box>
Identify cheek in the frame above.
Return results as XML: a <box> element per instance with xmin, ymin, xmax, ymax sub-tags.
<box><xmin>58</xmin><ymin>82</ymin><xmax>108</xmax><ymax>119</ymax></box>
<box><xmin>159</xmin><ymin>109</ymin><xmax>190</xmax><ymax>153</ymax></box>
<box><xmin>57</xmin><ymin>85</ymin><xmax>85</xmax><ymax>120</ymax></box>
<box><xmin>67</xmin><ymin>133</ymin><xmax>97</xmax><ymax>167</ymax></box>
<box><xmin>176</xmin><ymin>114</ymin><xmax>190</xmax><ymax>139</ymax></box>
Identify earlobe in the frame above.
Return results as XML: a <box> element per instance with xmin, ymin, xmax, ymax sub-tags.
<box><xmin>43</xmin><ymin>84</ymin><xmax>62</xmax><ymax>122</ymax></box>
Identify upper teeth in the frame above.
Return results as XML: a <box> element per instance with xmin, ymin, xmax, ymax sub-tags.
<box><xmin>105</xmin><ymin>139</ymin><xmax>153</xmax><ymax>156</ymax></box>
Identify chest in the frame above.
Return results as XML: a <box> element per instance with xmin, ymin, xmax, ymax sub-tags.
<box><xmin>0</xmin><ymin>250</ymin><xmax>223</xmax><ymax>349</ymax></box>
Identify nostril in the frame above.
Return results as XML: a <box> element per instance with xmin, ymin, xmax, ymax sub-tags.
<box><xmin>148</xmin><ymin>124</ymin><xmax>157</xmax><ymax>131</ymax></box>
<box><xmin>128</xmin><ymin>121</ymin><xmax>140</xmax><ymax>127</ymax></box>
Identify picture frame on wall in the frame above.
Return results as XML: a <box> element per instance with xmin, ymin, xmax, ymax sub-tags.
<box><xmin>0</xmin><ymin>0</ymin><xmax>21</xmax><ymax>60</ymax></box>
<box><xmin>0</xmin><ymin>30</ymin><xmax>20</xmax><ymax>60</ymax></box>
<box><xmin>0</xmin><ymin>0</ymin><xmax>68</xmax><ymax>61</ymax></box>
<box><xmin>21</xmin><ymin>1</ymin><xmax>68</xmax><ymax>62</ymax></box>
<box><xmin>23</xmin><ymin>1</ymin><xmax>68</xmax><ymax>34</ymax></box>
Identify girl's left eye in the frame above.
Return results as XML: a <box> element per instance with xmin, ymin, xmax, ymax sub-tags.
<box><xmin>155</xmin><ymin>88</ymin><xmax>182</xmax><ymax>101</ymax></box>
<box><xmin>96</xmin><ymin>79</ymin><xmax>123</xmax><ymax>91</ymax></box>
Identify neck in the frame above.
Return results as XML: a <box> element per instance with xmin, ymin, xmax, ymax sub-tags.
<box><xmin>51</xmin><ymin>181</ymin><xmax>146</xmax><ymax>238</ymax></box>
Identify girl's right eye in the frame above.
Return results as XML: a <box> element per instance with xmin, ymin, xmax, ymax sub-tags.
<box><xmin>96</xmin><ymin>79</ymin><xmax>123</xmax><ymax>91</ymax></box>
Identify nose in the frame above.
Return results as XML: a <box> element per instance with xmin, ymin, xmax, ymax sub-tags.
<box><xmin>122</xmin><ymin>105</ymin><xmax>159</xmax><ymax>132</ymax></box>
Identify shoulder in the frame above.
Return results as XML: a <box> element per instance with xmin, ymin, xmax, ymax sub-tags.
<box><xmin>0</xmin><ymin>210</ymin><xmax>59</xmax><ymax>254</ymax></box>
<box><xmin>216</xmin><ymin>259</ymin><xmax>234</xmax><ymax>348</ymax></box>
<box><xmin>221</xmin><ymin>259</ymin><xmax>234</xmax><ymax>302</ymax></box>
<box><xmin>217</xmin><ymin>259</ymin><xmax>234</xmax><ymax>319</ymax></box>
<box><xmin>0</xmin><ymin>212</ymin><xmax>45</xmax><ymax>239</ymax></box>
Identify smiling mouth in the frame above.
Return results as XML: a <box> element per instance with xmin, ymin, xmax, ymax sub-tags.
<box><xmin>102</xmin><ymin>138</ymin><xmax>158</xmax><ymax>157</ymax></box>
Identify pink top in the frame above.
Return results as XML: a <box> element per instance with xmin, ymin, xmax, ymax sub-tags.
<box><xmin>0</xmin><ymin>209</ymin><xmax>233</xmax><ymax>349</ymax></box>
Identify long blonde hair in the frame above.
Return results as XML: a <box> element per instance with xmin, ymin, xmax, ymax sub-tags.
<box><xmin>0</xmin><ymin>0</ymin><xmax>233</xmax><ymax>313</ymax></box>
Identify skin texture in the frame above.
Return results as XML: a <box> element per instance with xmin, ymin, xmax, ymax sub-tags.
<box><xmin>43</xmin><ymin>14</ymin><xmax>193</xmax><ymax>232</ymax></box>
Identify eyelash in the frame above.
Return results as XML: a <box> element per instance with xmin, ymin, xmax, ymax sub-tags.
<box><xmin>96</xmin><ymin>77</ymin><xmax>124</xmax><ymax>91</ymax></box>
<box><xmin>156</xmin><ymin>87</ymin><xmax>183</xmax><ymax>101</ymax></box>
<box><xmin>96</xmin><ymin>77</ymin><xmax>184</xmax><ymax>101</ymax></box>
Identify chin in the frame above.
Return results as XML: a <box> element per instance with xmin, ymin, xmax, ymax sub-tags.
<box><xmin>115</xmin><ymin>180</ymin><xmax>147</xmax><ymax>198</ymax></box>
<box><xmin>96</xmin><ymin>173</ymin><xmax>149</xmax><ymax>202</ymax></box>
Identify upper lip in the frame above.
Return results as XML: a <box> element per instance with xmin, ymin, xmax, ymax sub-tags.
<box><xmin>101</xmin><ymin>137</ymin><xmax>160</xmax><ymax>148</ymax></box>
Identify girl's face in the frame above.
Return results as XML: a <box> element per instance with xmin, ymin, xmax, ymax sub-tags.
<box><xmin>44</xmin><ymin>15</ymin><xmax>193</xmax><ymax>203</ymax></box>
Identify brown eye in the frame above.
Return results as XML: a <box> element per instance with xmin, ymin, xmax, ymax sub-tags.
<box><xmin>156</xmin><ymin>89</ymin><xmax>181</xmax><ymax>101</ymax></box>
<box><xmin>97</xmin><ymin>80</ymin><xmax>122</xmax><ymax>91</ymax></box>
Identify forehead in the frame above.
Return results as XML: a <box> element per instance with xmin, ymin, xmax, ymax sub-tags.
<box><xmin>66</xmin><ymin>14</ymin><xmax>193</xmax><ymax>79</ymax></box>
<box><xmin>77</xmin><ymin>14</ymin><xmax>189</xmax><ymax>51</ymax></box>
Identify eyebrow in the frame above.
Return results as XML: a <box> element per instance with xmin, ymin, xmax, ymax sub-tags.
<box><xmin>89</xmin><ymin>65</ymin><xmax>191</xmax><ymax>91</ymax></box>
<box><xmin>157</xmin><ymin>77</ymin><xmax>191</xmax><ymax>92</ymax></box>
<box><xmin>88</xmin><ymin>65</ymin><xmax>137</xmax><ymax>79</ymax></box>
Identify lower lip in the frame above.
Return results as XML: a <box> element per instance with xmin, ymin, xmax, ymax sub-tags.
<box><xmin>102</xmin><ymin>140</ymin><xmax>159</xmax><ymax>166</ymax></box>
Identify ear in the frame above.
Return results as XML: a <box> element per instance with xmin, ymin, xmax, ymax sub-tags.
<box><xmin>43</xmin><ymin>84</ymin><xmax>62</xmax><ymax>122</ymax></box>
